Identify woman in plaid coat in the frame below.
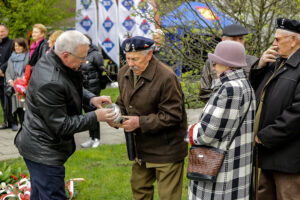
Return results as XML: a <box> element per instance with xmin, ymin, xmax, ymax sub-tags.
<box><xmin>188</xmin><ymin>41</ymin><xmax>256</xmax><ymax>200</ymax></box>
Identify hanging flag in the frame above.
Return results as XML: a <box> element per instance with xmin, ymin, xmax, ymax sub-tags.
<box><xmin>118</xmin><ymin>0</ymin><xmax>156</xmax><ymax>43</ymax></box>
<box><xmin>134</xmin><ymin>0</ymin><xmax>156</xmax><ymax>39</ymax></box>
<box><xmin>98</xmin><ymin>0</ymin><xmax>120</xmax><ymax>67</ymax></box>
<box><xmin>75</xmin><ymin>0</ymin><xmax>98</xmax><ymax>45</ymax></box>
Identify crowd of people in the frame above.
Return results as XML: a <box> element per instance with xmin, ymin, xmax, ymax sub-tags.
<box><xmin>0</xmin><ymin>17</ymin><xmax>298</xmax><ymax>200</ymax></box>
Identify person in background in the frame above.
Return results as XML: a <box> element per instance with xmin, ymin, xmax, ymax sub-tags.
<box><xmin>80</xmin><ymin>34</ymin><xmax>104</xmax><ymax>148</ymax></box>
<box><xmin>188</xmin><ymin>41</ymin><xmax>256</xmax><ymax>199</ymax></box>
<box><xmin>199</xmin><ymin>24</ymin><xmax>258</xmax><ymax>102</ymax></box>
<box><xmin>112</xmin><ymin>36</ymin><xmax>187</xmax><ymax>200</ymax></box>
<box><xmin>152</xmin><ymin>29</ymin><xmax>174</xmax><ymax>67</ymax></box>
<box><xmin>46</xmin><ymin>30</ymin><xmax>64</xmax><ymax>54</ymax></box>
<box><xmin>28</xmin><ymin>23</ymin><xmax>49</xmax><ymax>68</ymax></box>
<box><xmin>250</xmin><ymin>18</ymin><xmax>300</xmax><ymax>200</ymax></box>
<box><xmin>15</xmin><ymin>30</ymin><xmax>116</xmax><ymax>199</ymax></box>
<box><xmin>0</xmin><ymin>24</ymin><xmax>14</xmax><ymax>130</ymax></box>
<box><xmin>5</xmin><ymin>38</ymin><xmax>29</xmax><ymax>130</ymax></box>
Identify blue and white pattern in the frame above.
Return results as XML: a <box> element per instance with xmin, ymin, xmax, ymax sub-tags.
<box><xmin>76</xmin><ymin>0</ymin><xmax>97</xmax><ymax>44</ymax></box>
<box><xmin>188</xmin><ymin>69</ymin><xmax>256</xmax><ymax>200</ymax></box>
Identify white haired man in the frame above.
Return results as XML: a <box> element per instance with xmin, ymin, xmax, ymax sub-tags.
<box><xmin>15</xmin><ymin>30</ymin><xmax>116</xmax><ymax>199</ymax></box>
<box><xmin>113</xmin><ymin>36</ymin><xmax>187</xmax><ymax>200</ymax></box>
<box><xmin>250</xmin><ymin>18</ymin><xmax>300</xmax><ymax>199</ymax></box>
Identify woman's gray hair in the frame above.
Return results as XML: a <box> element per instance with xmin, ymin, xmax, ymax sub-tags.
<box><xmin>54</xmin><ymin>30</ymin><xmax>90</xmax><ymax>54</ymax></box>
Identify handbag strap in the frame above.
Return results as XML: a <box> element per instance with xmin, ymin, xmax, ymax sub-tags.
<box><xmin>226</xmin><ymin>94</ymin><xmax>253</xmax><ymax>151</ymax></box>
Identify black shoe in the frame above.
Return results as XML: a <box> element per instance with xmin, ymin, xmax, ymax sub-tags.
<box><xmin>0</xmin><ymin>124</ymin><xmax>10</xmax><ymax>129</ymax></box>
<box><xmin>11</xmin><ymin>124</ymin><xmax>18</xmax><ymax>131</ymax></box>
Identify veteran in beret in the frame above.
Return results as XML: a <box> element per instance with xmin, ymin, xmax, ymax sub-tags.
<box><xmin>112</xmin><ymin>36</ymin><xmax>187</xmax><ymax>200</ymax></box>
<box><xmin>199</xmin><ymin>24</ymin><xmax>258</xmax><ymax>102</ymax></box>
<box><xmin>250</xmin><ymin>18</ymin><xmax>300</xmax><ymax>199</ymax></box>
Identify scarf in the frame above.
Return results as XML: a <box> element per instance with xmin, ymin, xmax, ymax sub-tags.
<box><xmin>30</xmin><ymin>38</ymin><xmax>44</xmax><ymax>58</ymax></box>
<box><xmin>10</xmin><ymin>52</ymin><xmax>26</xmax><ymax>77</ymax></box>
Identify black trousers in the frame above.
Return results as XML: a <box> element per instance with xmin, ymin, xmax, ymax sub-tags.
<box><xmin>83</xmin><ymin>105</ymin><xmax>100</xmax><ymax>140</ymax></box>
<box><xmin>0</xmin><ymin>85</ymin><xmax>17</xmax><ymax>126</ymax></box>
<box><xmin>24</xmin><ymin>158</ymin><xmax>67</xmax><ymax>200</ymax></box>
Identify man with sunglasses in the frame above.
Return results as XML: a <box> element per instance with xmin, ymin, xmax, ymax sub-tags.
<box><xmin>250</xmin><ymin>18</ymin><xmax>300</xmax><ymax>199</ymax></box>
<box><xmin>15</xmin><ymin>30</ymin><xmax>116</xmax><ymax>199</ymax></box>
<box><xmin>199</xmin><ymin>24</ymin><xmax>258</xmax><ymax>102</ymax></box>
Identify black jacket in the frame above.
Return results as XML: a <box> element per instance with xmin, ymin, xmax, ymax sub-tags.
<box><xmin>29</xmin><ymin>39</ymin><xmax>49</xmax><ymax>67</ymax></box>
<box><xmin>0</xmin><ymin>37</ymin><xmax>14</xmax><ymax>85</ymax></box>
<box><xmin>250</xmin><ymin>48</ymin><xmax>300</xmax><ymax>173</ymax></box>
<box><xmin>15</xmin><ymin>51</ymin><xmax>97</xmax><ymax>165</ymax></box>
<box><xmin>81</xmin><ymin>45</ymin><xmax>104</xmax><ymax>95</ymax></box>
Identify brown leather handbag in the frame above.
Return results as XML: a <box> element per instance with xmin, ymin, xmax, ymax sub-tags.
<box><xmin>187</xmin><ymin>97</ymin><xmax>252</xmax><ymax>182</ymax></box>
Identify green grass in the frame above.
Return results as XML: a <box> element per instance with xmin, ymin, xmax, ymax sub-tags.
<box><xmin>0</xmin><ymin>144</ymin><xmax>189</xmax><ymax>199</ymax></box>
<box><xmin>101</xmin><ymin>88</ymin><xmax>119</xmax><ymax>103</ymax></box>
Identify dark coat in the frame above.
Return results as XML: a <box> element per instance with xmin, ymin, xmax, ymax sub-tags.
<box><xmin>29</xmin><ymin>39</ymin><xmax>49</xmax><ymax>67</ymax></box>
<box><xmin>0</xmin><ymin>37</ymin><xmax>14</xmax><ymax>85</ymax></box>
<box><xmin>15</xmin><ymin>51</ymin><xmax>97</xmax><ymax>166</ymax></box>
<box><xmin>116</xmin><ymin>56</ymin><xmax>188</xmax><ymax>163</ymax></box>
<box><xmin>81</xmin><ymin>45</ymin><xmax>104</xmax><ymax>95</ymax></box>
<box><xmin>250</xmin><ymin>48</ymin><xmax>300</xmax><ymax>173</ymax></box>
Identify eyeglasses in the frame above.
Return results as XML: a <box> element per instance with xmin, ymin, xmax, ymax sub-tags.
<box><xmin>67</xmin><ymin>52</ymin><xmax>86</xmax><ymax>62</ymax></box>
<box><xmin>274</xmin><ymin>35</ymin><xmax>291</xmax><ymax>43</ymax></box>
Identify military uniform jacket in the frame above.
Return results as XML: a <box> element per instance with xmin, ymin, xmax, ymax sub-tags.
<box><xmin>116</xmin><ymin>56</ymin><xmax>188</xmax><ymax>163</ymax></box>
<box><xmin>250</xmin><ymin>48</ymin><xmax>300</xmax><ymax>173</ymax></box>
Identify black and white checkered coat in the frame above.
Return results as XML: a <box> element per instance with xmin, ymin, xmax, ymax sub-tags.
<box><xmin>188</xmin><ymin>69</ymin><xmax>256</xmax><ymax>200</ymax></box>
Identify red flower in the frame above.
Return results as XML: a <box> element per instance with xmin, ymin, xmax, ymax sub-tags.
<box><xmin>11</xmin><ymin>174</ymin><xmax>18</xmax><ymax>180</ymax></box>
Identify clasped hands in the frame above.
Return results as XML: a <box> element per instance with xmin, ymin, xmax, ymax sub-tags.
<box><xmin>90</xmin><ymin>96</ymin><xmax>140</xmax><ymax>132</ymax></box>
<box><xmin>107</xmin><ymin>116</ymin><xmax>139</xmax><ymax>132</ymax></box>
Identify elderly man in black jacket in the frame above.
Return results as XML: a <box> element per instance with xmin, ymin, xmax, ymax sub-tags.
<box><xmin>250</xmin><ymin>18</ymin><xmax>300</xmax><ymax>199</ymax></box>
<box><xmin>0</xmin><ymin>24</ymin><xmax>15</xmax><ymax>130</ymax></box>
<box><xmin>15</xmin><ymin>30</ymin><xmax>116</xmax><ymax>200</ymax></box>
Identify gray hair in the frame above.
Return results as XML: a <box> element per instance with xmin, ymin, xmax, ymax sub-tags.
<box><xmin>153</xmin><ymin>29</ymin><xmax>164</xmax><ymax>36</ymax></box>
<box><xmin>277</xmin><ymin>29</ymin><xmax>300</xmax><ymax>40</ymax></box>
<box><xmin>140</xmin><ymin>49</ymin><xmax>152</xmax><ymax>55</ymax></box>
<box><xmin>54</xmin><ymin>30</ymin><xmax>90</xmax><ymax>54</ymax></box>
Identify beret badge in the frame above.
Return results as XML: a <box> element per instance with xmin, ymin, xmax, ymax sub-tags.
<box><xmin>125</xmin><ymin>43</ymin><xmax>130</xmax><ymax>52</ymax></box>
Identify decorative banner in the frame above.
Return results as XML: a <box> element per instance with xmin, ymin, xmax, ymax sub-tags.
<box><xmin>75</xmin><ymin>0</ymin><xmax>98</xmax><ymax>45</ymax></box>
<box><xmin>134</xmin><ymin>0</ymin><xmax>156</xmax><ymax>38</ymax></box>
<box><xmin>98</xmin><ymin>0</ymin><xmax>120</xmax><ymax>66</ymax></box>
<box><xmin>118</xmin><ymin>0</ymin><xmax>155</xmax><ymax>43</ymax></box>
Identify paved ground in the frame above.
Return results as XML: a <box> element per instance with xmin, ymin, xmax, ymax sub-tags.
<box><xmin>0</xmin><ymin>109</ymin><xmax>201</xmax><ymax>161</ymax></box>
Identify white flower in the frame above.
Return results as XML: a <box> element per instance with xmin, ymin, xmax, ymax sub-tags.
<box><xmin>0</xmin><ymin>171</ymin><xmax>2</xmax><ymax>176</ymax></box>
<box><xmin>1</xmin><ymin>182</ymin><xmax>6</xmax><ymax>189</ymax></box>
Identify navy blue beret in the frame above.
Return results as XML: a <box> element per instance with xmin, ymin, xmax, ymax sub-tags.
<box><xmin>276</xmin><ymin>18</ymin><xmax>300</xmax><ymax>34</ymax></box>
<box><xmin>121</xmin><ymin>36</ymin><xmax>154</xmax><ymax>52</ymax></box>
<box><xmin>222</xmin><ymin>24</ymin><xmax>248</xmax><ymax>37</ymax></box>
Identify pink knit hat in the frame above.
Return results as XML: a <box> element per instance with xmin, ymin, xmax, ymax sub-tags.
<box><xmin>208</xmin><ymin>40</ymin><xmax>247</xmax><ymax>68</ymax></box>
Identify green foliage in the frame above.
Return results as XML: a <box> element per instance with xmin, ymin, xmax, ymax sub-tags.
<box><xmin>181</xmin><ymin>71</ymin><xmax>205</xmax><ymax>108</ymax></box>
<box><xmin>0</xmin><ymin>160</ymin><xmax>28</xmax><ymax>184</ymax></box>
<box><xmin>0</xmin><ymin>0</ymin><xmax>75</xmax><ymax>38</ymax></box>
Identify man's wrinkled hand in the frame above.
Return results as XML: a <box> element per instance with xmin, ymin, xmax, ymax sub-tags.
<box><xmin>90</xmin><ymin>96</ymin><xmax>112</xmax><ymax>108</ymax></box>
<box><xmin>95</xmin><ymin>108</ymin><xmax>116</xmax><ymax>122</ymax></box>
<box><xmin>0</xmin><ymin>69</ymin><xmax>4</xmax><ymax>77</ymax></box>
<box><xmin>120</xmin><ymin>116</ymin><xmax>139</xmax><ymax>132</ymax></box>
<box><xmin>257</xmin><ymin>46</ymin><xmax>278</xmax><ymax>69</ymax></box>
<box><xmin>255</xmin><ymin>135</ymin><xmax>263</xmax><ymax>145</ymax></box>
